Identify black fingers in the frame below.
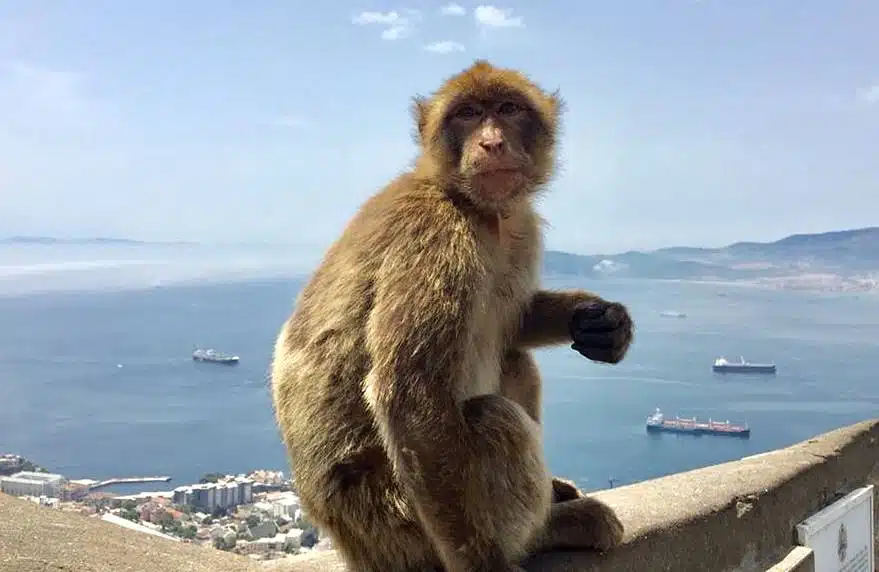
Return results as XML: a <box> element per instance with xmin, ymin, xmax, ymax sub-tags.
<box><xmin>569</xmin><ymin>299</ymin><xmax>633</xmax><ymax>364</ymax></box>
<box><xmin>603</xmin><ymin>302</ymin><xmax>629</xmax><ymax>325</ymax></box>
<box><xmin>571</xmin><ymin>303</ymin><xmax>630</xmax><ymax>338</ymax></box>
<box><xmin>577</xmin><ymin>302</ymin><xmax>606</xmax><ymax>319</ymax></box>
<box><xmin>570</xmin><ymin>333</ymin><xmax>614</xmax><ymax>350</ymax></box>
<box><xmin>571</xmin><ymin>343</ymin><xmax>622</xmax><ymax>364</ymax></box>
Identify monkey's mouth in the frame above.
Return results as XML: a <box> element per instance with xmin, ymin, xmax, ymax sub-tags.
<box><xmin>471</xmin><ymin>165</ymin><xmax>523</xmax><ymax>177</ymax></box>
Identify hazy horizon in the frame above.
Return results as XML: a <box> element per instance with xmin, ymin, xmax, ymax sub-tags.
<box><xmin>4</xmin><ymin>221</ymin><xmax>877</xmax><ymax>254</ymax></box>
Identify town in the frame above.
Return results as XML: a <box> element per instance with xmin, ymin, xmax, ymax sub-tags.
<box><xmin>0</xmin><ymin>453</ymin><xmax>331</xmax><ymax>564</ymax></box>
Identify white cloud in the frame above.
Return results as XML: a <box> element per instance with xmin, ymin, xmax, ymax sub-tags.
<box><xmin>856</xmin><ymin>83</ymin><xmax>879</xmax><ymax>105</ymax></box>
<box><xmin>352</xmin><ymin>11</ymin><xmax>402</xmax><ymax>25</ymax></box>
<box><xmin>440</xmin><ymin>3</ymin><xmax>467</xmax><ymax>16</ymax></box>
<box><xmin>474</xmin><ymin>5</ymin><xmax>524</xmax><ymax>28</ymax></box>
<box><xmin>352</xmin><ymin>9</ymin><xmax>419</xmax><ymax>41</ymax></box>
<box><xmin>424</xmin><ymin>41</ymin><xmax>466</xmax><ymax>54</ymax></box>
<box><xmin>382</xmin><ymin>25</ymin><xmax>411</xmax><ymax>40</ymax></box>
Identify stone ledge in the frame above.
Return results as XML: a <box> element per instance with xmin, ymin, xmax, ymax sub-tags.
<box><xmin>262</xmin><ymin>419</ymin><xmax>879</xmax><ymax>572</ymax></box>
<box><xmin>1</xmin><ymin>419</ymin><xmax>876</xmax><ymax>572</ymax></box>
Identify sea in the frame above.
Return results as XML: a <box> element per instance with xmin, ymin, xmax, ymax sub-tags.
<box><xmin>1</xmin><ymin>246</ymin><xmax>878</xmax><ymax>495</ymax></box>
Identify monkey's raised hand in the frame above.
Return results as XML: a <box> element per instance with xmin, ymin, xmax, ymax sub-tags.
<box><xmin>569</xmin><ymin>300</ymin><xmax>633</xmax><ymax>364</ymax></box>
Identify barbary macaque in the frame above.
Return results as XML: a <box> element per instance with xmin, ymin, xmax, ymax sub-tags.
<box><xmin>271</xmin><ymin>60</ymin><xmax>634</xmax><ymax>572</ymax></box>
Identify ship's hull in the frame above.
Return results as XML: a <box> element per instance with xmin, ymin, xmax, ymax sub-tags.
<box><xmin>192</xmin><ymin>356</ymin><xmax>239</xmax><ymax>365</ymax></box>
<box><xmin>646</xmin><ymin>423</ymin><xmax>750</xmax><ymax>438</ymax></box>
<box><xmin>712</xmin><ymin>364</ymin><xmax>776</xmax><ymax>374</ymax></box>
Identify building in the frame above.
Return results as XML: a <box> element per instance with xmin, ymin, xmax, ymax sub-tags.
<box><xmin>171</xmin><ymin>477</ymin><xmax>253</xmax><ymax>512</ymax></box>
<box><xmin>0</xmin><ymin>455</ymin><xmax>22</xmax><ymax>474</ymax></box>
<box><xmin>267</xmin><ymin>491</ymin><xmax>300</xmax><ymax>519</ymax></box>
<box><xmin>0</xmin><ymin>471</ymin><xmax>65</xmax><ymax>498</ymax></box>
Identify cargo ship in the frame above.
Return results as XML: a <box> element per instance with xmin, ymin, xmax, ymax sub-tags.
<box><xmin>192</xmin><ymin>348</ymin><xmax>240</xmax><ymax>365</ymax></box>
<box><xmin>712</xmin><ymin>356</ymin><xmax>776</xmax><ymax>374</ymax></box>
<box><xmin>659</xmin><ymin>310</ymin><xmax>687</xmax><ymax>318</ymax></box>
<box><xmin>645</xmin><ymin>408</ymin><xmax>750</xmax><ymax>438</ymax></box>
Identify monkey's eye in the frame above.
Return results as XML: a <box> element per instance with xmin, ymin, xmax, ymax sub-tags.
<box><xmin>455</xmin><ymin>105</ymin><xmax>481</xmax><ymax>119</ymax></box>
<box><xmin>497</xmin><ymin>101</ymin><xmax>521</xmax><ymax>115</ymax></box>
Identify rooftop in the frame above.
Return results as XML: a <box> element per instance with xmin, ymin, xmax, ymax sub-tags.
<box><xmin>2</xmin><ymin>471</ymin><xmax>64</xmax><ymax>483</ymax></box>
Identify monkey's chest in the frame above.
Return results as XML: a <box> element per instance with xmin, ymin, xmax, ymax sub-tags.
<box><xmin>464</xmin><ymin>275</ymin><xmax>533</xmax><ymax>399</ymax></box>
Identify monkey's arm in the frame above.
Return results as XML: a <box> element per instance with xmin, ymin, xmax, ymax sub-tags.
<box><xmin>516</xmin><ymin>290</ymin><xmax>602</xmax><ymax>348</ymax></box>
<box><xmin>363</xmin><ymin>216</ymin><xmax>511</xmax><ymax>571</ymax></box>
<box><xmin>517</xmin><ymin>290</ymin><xmax>635</xmax><ymax>364</ymax></box>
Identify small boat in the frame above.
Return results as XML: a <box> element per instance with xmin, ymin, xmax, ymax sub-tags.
<box><xmin>192</xmin><ymin>348</ymin><xmax>240</xmax><ymax>365</ymax></box>
<box><xmin>645</xmin><ymin>408</ymin><xmax>750</xmax><ymax>438</ymax></box>
<box><xmin>712</xmin><ymin>356</ymin><xmax>776</xmax><ymax>374</ymax></box>
<box><xmin>659</xmin><ymin>310</ymin><xmax>687</xmax><ymax>318</ymax></box>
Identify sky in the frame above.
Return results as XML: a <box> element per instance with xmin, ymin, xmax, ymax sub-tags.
<box><xmin>0</xmin><ymin>0</ymin><xmax>877</xmax><ymax>254</ymax></box>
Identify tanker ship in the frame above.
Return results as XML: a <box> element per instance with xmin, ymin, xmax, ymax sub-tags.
<box><xmin>645</xmin><ymin>408</ymin><xmax>750</xmax><ymax>438</ymax></box>
<box><xmin>712</xmin><ymin>356</ymin><xmax>776</xmax><ymax>374</ymax></box>
<box><xmin>192</xmin><ymin>348</ymin><xmax>240</xmax><ymax>365</ymax></box>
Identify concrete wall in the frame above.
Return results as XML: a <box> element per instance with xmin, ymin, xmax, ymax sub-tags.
<box><xmin>1</xmin><ymin>419</ymin><xmax>876</xmax><ymax>572</ymax></box>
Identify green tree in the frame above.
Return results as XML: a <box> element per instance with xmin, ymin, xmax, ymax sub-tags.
<box><xmin>295</xmin><ymin>514</ymin><xmax>312</xmax><ymax>529</ymax></box>
<box><xmin>245</xmin><ymin>515</ymin><xmax>260</xmax><ymax>529</ymax></box>
<box><xmin>119</xmin><ymin>508</ymin><xmax>139</xmax><ymax>522</ymax></box>
<box><xmin>180</xmin><ymin>525</ymin><xmax>197</xmax><ymax>540</ymax></box>
<box><xmin>300</xmin><ymin>527</ymin><xmax>318</xmax><ymax>548</ymax></box>
<box><xmin>121</xmin><ymin>500</ymin><xmax>137</xmax><ymax>511</ymax></box>
<box><xmin>199</xmin><ymin>472</ymin><xmax>224</xmax><ymax>484</ymax></box>
<box><xmin>211</xmin><ymin>506</ymin><xmax>227</xmax><ymax>518</ymax></box>
<box><xmin>154</xmin><ymin>512</ymin><xmax>172</xmax><ymax>527</ymax></box>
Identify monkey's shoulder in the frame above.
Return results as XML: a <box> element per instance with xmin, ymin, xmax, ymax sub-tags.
<box><xmin>347</xmin><ymin>176</ymin><xmax>484</xmax><ymax>257</ymax></box>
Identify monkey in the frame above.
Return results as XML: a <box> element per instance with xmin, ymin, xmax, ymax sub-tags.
<box><xmin>271</xmin><ymin>60</ymin><xmax>634</xmax><ymax>572</ymax></box>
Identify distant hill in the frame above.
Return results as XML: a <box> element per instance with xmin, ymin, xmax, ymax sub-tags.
<box><xmin>4</xmin><ymin>228</ymin><xmax>877</xmax><ymax>291</ymax></box>
<box><xmin>0</xmin><ymin>236</ymin><xmax>195</xmax><ymax>246</ymax></box>
<box><xmin>543</xmin><ymin>227</ymin><xmax>879</xmax><ymax>287</ymax></box>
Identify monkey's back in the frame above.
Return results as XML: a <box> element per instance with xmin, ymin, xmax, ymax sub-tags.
<box><xmin>270</xmin><ymin>173</ymin><xmax>544</xmax><ymax>528</ymax></box>
<box><xmin>270</xmin><ymin>175</ymin><xmax>440</xmax><ymax>518</ymax></box>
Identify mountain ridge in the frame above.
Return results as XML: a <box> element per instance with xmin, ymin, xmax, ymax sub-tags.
<box><xmin>544</xmin><ymin>227</ymin><xmax>879</xmax><ymax>291</ymax></box>
<box><xmin>4</xmin><ymin>228</ymin><xmax>877</xmax><ymax>291</ymax></box>
<box><xmin>0</xmin><ymin>236</ymin><xmax>196</xmax><ymax>246</ymax></box>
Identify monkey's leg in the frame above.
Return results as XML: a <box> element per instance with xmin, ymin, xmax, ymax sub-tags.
<box><xmin>498</xmin><ymin>350</ymin><xmax>625</xmax><ymax>554</ymax></box>
<box><xmin>453</xmin><ymin>393</ymin><xmax>553</xmax><ymax>570</ymax></box>
<box><xmin>301</xmin><ymin>450</ymin><xmax>443</xmax><ymax>572</ymax></box>
<box><xmin>500</xmin><ymin>350</ymin><xmax>582</xmax><ymax>503</ymax></box>
<box><xmin>527</xmin><ymin>495</ymin><xmax>624</xmax><ymax>554</ymax></box>
<box><xmin>314</xmin><ymin>396</ymin><xmax>551</xmax><ymax>572</ymax></box>
<box><xmin>500</xmin><ymin>349</ymin><xmax>543</xmax><ymax>423</ymax></box>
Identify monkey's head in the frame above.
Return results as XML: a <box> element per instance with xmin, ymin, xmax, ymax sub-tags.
<box><xmin>413</xmin><ymin>60</ymin><xmax>564</xmax><ymax>211</ymax></box>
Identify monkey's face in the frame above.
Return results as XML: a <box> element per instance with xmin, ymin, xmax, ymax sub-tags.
<box><xmin>446</xmin><ymin>98</ymin><xmax>537</xmax><ymax>206</ymax></box>
<box><xmin>413</xmin><ymin>61</ymin><xmax>562</xmax><ymax>209</ymax></box>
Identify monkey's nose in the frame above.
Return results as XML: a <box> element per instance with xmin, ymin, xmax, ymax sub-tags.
<box><xmin>479</xmin><ymin>138</ymin><xmax>504</xmax><ymax>154</ymax></box>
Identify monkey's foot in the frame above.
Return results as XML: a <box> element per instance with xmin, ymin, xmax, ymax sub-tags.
<box><xmin>550</xmin><ymin>477</ymin><xmax>583</xmax><ymax>503</ymax></box>
<box><xmin>538</xmin><ymin>496</ymin><xmax>625</xmax><ymax>554</ymax></box>
<box><xmin>575</xmin><ymin>496</ymin><xmax>624</xmax><ymax>552</ymax></box>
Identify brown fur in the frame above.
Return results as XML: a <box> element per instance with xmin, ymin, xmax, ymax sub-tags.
<box><xmin>271</xmin><ymin>60</ymin><xmax>628</xmax><ymax>572</ymax></box>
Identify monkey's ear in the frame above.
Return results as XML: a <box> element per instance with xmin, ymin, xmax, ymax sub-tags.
<box><xmin>411</xmin><ymin>95</ymin><xmax>429</xmax><ymax>144</ymax></box>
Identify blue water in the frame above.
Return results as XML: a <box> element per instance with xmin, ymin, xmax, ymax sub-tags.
<box><xmin>1</xmin><ymin>275</ymin><xmax>877</xmax><ymax>494</ymax></box>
